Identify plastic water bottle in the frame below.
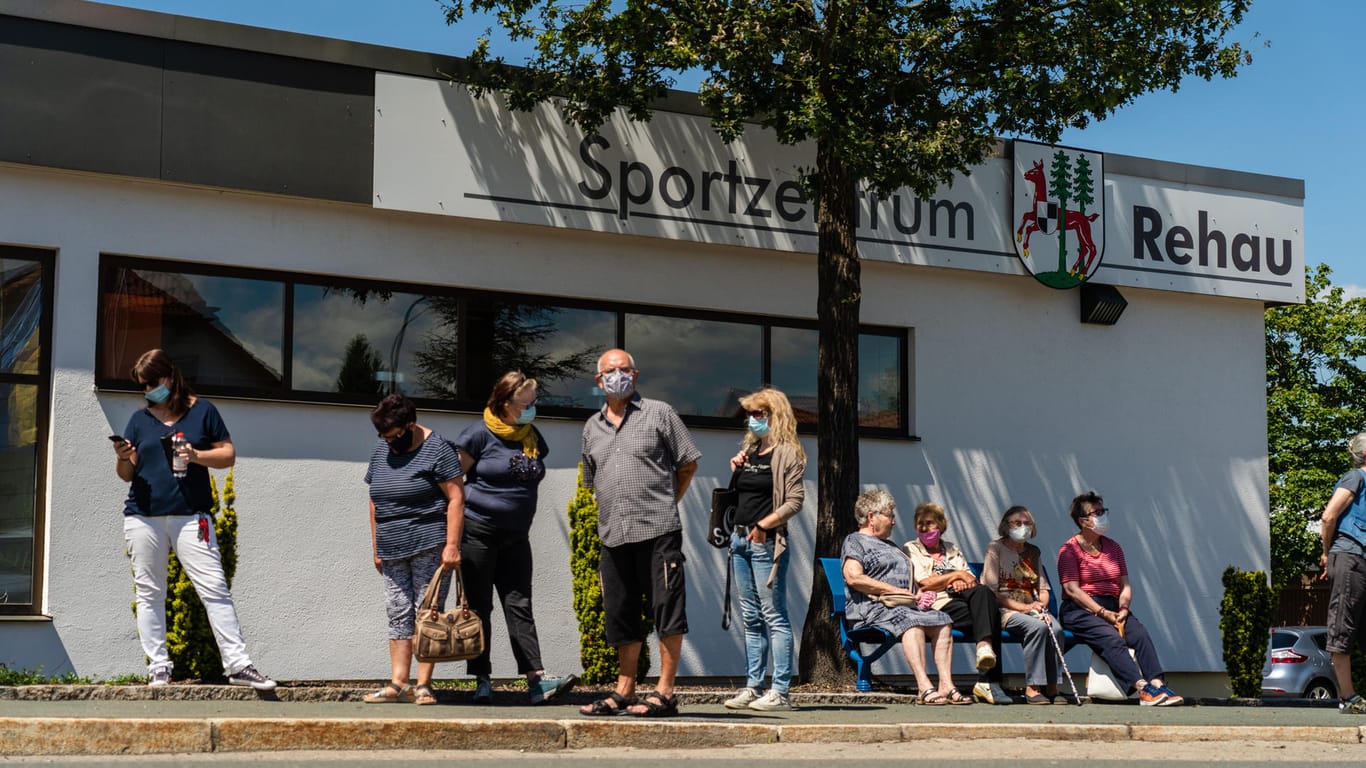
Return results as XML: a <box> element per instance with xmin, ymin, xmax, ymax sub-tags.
<box><xmin>171</xmin><ymin>432</ymin><xmax>188</xmax><ymax>478</ymax></box>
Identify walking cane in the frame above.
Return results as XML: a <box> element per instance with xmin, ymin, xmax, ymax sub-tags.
<box><xmin>1033</xmin><ymin>610</ymin><xmax>1082</xmax><ymax>705</ymax></box>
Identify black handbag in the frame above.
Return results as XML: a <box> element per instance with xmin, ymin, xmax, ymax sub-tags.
<box><xmin>708</xmin><ymin>467</ymin><xmax>742</xmax><ymax>548</ymax></box>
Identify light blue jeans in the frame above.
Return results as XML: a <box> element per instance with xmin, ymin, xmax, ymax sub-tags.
<box><xmin>731</xmin><ymin>532</ymin><xmax>793</xmax><ymax>694</ymax></box>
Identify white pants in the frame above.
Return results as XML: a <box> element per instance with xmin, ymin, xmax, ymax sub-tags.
<box><xmin>123</xmin><ymin>514</ymin><xmax>251</xmax><ymax>675</ymax></box>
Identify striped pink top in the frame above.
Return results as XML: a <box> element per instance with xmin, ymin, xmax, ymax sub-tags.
<box><xmin>1056</xmin><ymin>536</ymin><xmax>1127</xmax><ymax>597</ymax></box>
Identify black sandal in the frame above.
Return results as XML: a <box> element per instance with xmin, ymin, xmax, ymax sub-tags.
<box><xmin>580</xmin><ymin>691</ymin><xmax>634</xmax><ymax>716</ymax></box>
<box><xmin>629</xmin><ymin>691</ymin><xmax>679</xmax><ymax>718</ymax></box>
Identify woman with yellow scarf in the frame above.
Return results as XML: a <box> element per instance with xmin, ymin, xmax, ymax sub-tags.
<box><xmin>453</xmin><ymin>371</ymin><xmax>577</xmax><ymax>705</ymax></box>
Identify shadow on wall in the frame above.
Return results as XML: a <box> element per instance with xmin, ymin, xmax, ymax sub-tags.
<box><xmin>887</xmin><ymin>444</ymin><xmax>1266</xmax><ymax>672</ymax></box>
<box><xmin>0</xmin><ymin>620</ymin><xmax>77</xmax><ymax>679</ymax></box>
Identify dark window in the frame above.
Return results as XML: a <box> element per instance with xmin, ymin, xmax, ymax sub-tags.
<box><xmin>0</xmin><ymin>247</ymin><xmax>53</xmax><ymax>614</ymax></box>
<box><xmin>625</xmin><ymin>314</ymin><xmax>762</xmax><ymax>419</ymax></box>
<box><xmin>101</xmin><ymin>267</ymin><xmax>283</xmax><ymax>391</ymax></box>
<box><xmin>96</xmin><ymin>255</ymin><xmax>912</xmax><ymax>437</ymax></box>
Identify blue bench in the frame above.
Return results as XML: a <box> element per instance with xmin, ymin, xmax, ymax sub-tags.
<box><xmin>819</xmin><ymin>556</ymin><xmax>1074</xmax><ymax>692</ymax></box>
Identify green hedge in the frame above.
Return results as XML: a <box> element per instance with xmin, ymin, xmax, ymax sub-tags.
<box><xmin>131</xmin><ymin>471</ymin><xmax>238</xmax><ymax>682</ymax></box>
<box><xmin>568</xmin><ymin>464</ymin><xmax>650</xmax><ymax>684</ymax></box>
<box><xmin>1219</xmin><ymin>566</ymin><xmax>1275</xmax><ymax>698</ymax></box>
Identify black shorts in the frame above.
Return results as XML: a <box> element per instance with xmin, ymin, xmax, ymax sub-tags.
<box><xmin>1326</xmin><ymin>551</ymin><xmax>1366</xmax><ymax>653</ymax></box>
<box><xmin>599</xmin><ymin>531</ymin><xmax>688</xmax><ymax>646</ymax></box>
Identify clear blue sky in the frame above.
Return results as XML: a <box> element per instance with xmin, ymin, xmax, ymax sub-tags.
<box><xmin>93</xmin><ymin>0</ymin><xmax>1364</xmax><ymax>296</ymax></box>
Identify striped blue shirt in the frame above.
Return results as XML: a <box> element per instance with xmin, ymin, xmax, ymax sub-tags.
<box><xmin>365</xmin><ymin>431</ymin><xmax>462</xmax><ymax>560</ymax></box>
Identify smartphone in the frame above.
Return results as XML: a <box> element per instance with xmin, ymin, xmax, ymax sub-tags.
<box><xmin>108</xmin><ymin>434</ymin><xmax>128</xmax><ymax>444</ymax></box>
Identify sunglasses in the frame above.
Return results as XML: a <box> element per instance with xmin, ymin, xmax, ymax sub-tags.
<box><xmin>747</xmin><ymin>410</ymin><xmax>768</xmax><ymax>418</ymax></box>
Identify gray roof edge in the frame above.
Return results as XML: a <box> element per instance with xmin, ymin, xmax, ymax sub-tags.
<box><xmin>5</xmin><ymin>0</ymin><xmax>1305</xmax><ymax>200</ymax></box>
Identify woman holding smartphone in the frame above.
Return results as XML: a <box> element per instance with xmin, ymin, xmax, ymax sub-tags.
<box><xmin>111</xmin><ymin>348</ymin><xmax>276</xmax><ymax>690</ymax></box>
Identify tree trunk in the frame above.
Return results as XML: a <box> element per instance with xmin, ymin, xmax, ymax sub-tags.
<box><xmin>798</xmin><ymin>140</ymin><xmax>861</xmax><ymax>687</ymax></box>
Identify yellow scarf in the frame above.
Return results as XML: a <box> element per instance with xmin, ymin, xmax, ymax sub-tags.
<box><xmin>483</xmin><ymin>408</ymin><xmax>539</xmax><ymax>459</ymax></box>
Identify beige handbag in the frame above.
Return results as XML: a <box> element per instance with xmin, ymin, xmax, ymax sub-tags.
<box><xmin>413</xmin><ymin>565</ymin><xmax>485</xmax><ymax>663</ymax></box>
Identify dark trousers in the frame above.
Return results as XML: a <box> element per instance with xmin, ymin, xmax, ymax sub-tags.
<box><xmin>459</xmin><ymin>516</ymin><xmax>543</xmax><ymax>676</ymax></box>
<box><xmin>941</xmin><ymin>584</ymin><xmax>1003</xmax><ymax>682</ymax></box>
<box><xmin>1060</xmin><ymin>595</ymin><xmax>1164</xmax><ymax>692</ymax></box>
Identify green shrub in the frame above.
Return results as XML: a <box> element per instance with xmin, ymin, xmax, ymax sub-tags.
<box><xmin>568</xmin><ymin>464</ymin><xmax>650</xmax><ymax>684</ymax></box>
<box><xmin>1219</xmin><ymin>566</ymin><xmax>1276</xmax><ymax>698</ymax></box>
<box><xmin>164</xmin><ymin>471</ymin><xmax>238</xmax><ymax>682</ymax></box>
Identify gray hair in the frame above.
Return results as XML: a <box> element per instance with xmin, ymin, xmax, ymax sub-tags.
<box><xmin>1350</xmin><ymin>433</ymin><xmax>1366</xmax><ymax>468</ymax></box>
<box><xmin>854</xmin><ymin>489</ymin><xmax>896</xmax><ymax>527</ymax></box>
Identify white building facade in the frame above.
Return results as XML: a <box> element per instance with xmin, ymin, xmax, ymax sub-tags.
<box><xmin>0</xmin><ymin>1</ymin><xmax>1301</xmax><ymax>689</ymax></box>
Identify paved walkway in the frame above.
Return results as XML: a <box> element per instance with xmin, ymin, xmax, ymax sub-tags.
<box><xmin>1</xmin><ymin>686</ymin><xmax>1362</xmax><ymax>756</ymax></box>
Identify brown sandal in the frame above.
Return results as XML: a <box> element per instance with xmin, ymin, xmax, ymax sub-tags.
<box><xmin>363</xmin><ymin>682</ymin><xmax>412</xmax><ymax>703</ymax></box>
<box><xmin>413</xmin><ymin>685</ymin><xmax>438</xmax><ymax>705</ymax></box>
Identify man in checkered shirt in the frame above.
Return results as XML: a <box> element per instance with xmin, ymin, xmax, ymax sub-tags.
<box><xmin>578</xmin><ymin>348</ymin><xmax>700</xmax><ymax>718</ymax></box>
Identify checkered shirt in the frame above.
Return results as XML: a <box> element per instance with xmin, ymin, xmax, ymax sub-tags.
<box><xmin>581</xmin><ymin>394</ymin><xmax>702</xmax><ymax>548</ymax></box>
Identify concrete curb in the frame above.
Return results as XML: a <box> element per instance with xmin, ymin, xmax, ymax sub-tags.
<box><xmin>1</xmin><ymin>718</ymin><xmax>1362</xmax><ymax>756</ymax></box>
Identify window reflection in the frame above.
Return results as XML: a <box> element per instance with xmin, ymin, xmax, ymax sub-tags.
<box><xmin>859</xmin><ymin>334</ymin><xmax>902</xmax><ymax>428</ymax></box>
<box><xmin>770</xmin><ymin>327</ymin><xmax>819</xmax><ymax>424</ymax></box>
<box><xmin>102</xmin><ymin>268</ymin><xmax>283</xmax><ymax>389</ymax></box>
<box><xmin>0</xmin><ymin>383</ymin><xmax>37</xmax><ymax>605</ymax></box>
<box><xmin>293</xmin><ymin>286</ymin><xmax>444</xmax><ymax>398</ymax></box>
<box><xmin>98</xmin><ymin>258</ymin><xmax>908</xmax><ymax>433</ymax></box>
<box><xmin>0</xmin><ymin>260</ymin><xmax>42</xmax><ymax>376</ymax></box>
<box><xmin>460</xmin><ymin>299</ymin><xmax>611</xmax><ymax>407</ymax></box>
<box><xmin>625</xmin><ymin>314</ymin><xmax>762</xmax><ymax>418</ymax></box>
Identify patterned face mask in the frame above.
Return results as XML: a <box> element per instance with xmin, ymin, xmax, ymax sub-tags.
<box><xmin>600</xmin><ymin>369</ymin><xmax>635</xmax><ymax>399</ymax></box>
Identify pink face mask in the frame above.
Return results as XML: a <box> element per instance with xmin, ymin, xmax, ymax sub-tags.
<box><xmin>918</xmin><ymin>529</ymin><xmax>942</xmax><ymax>549</ymax></box>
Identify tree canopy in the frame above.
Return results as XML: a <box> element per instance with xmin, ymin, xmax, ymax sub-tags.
<box><xmin>1266</xmin><ymin>263</ymin><xmax>1366</xmax><ymax>587</ymax></box>
<box><xmin>440</xmin><ymin>0</ymin><xmax>1254</xmax><ymax>683</ymax></box>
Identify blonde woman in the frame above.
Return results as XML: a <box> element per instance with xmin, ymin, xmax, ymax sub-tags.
<box><xmin>722</xmin><ymin>387</ymin><xmax>806</xmax><ymax>712</ymax></box>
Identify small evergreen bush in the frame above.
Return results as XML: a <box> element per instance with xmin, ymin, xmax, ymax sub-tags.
<box><xmin>568</xmin><ymin>464</ymin><xmax>650</xmax><ymax>684</ymax></box>
<box><xmin>1219</xmin><ymin>566</ymin><xmax>1275</xmax><ymax>698</ymax></box>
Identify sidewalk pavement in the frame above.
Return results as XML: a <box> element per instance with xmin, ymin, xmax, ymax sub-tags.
<box><xmin>0</xmin><ymin>686</ymin><xmax>1363</xmax><ymax>757</ymax></box>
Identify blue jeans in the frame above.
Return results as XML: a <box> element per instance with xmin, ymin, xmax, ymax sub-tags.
<box><xmin>731</xmin><ymin>532</ymin><xmax>793</xmax><ymax>694</ymax></box>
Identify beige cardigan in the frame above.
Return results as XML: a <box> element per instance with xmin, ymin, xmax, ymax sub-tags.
<box><xmin>762</xmin><ymin>442</ymin><xmax>806</xmax><ymax>586</ymax></box>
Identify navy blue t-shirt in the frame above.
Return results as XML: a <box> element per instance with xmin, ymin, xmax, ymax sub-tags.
<box><xmin>122</xmin><ymin>399</ymin><xmax>230</xmax><ymax>517</ymax></box>
<box><xmin>452</xmin><ymin>424</ymin><xmax>548</xmax><ymax>532</ymax></box>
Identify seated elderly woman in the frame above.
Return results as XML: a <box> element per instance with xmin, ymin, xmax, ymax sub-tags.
<box><xmin>981</xmin><ymin>505</ymin><xmax>1071</xmax><ymax>705</ymax></box>
<box><xmin>905</xmin><ymin>502</ymin><xmax>1011</xmax><ymax>705</ymax></box>
<box><xmin>1058</xmin><ymin>491</ymin><xmax>1184</xmax><ymax>706</ymax></box>
<box><xmin>841</xmin><ymin>490</ymin><xmax>964</xmax><ymax>704</ymax></box>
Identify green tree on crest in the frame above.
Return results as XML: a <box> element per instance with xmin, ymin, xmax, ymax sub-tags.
<box><xmin>1049</xmin><ymin>151</ymin><xmax>1073</xmax><ymax>273</ymax></box>
<box><xmin>438</xmin><ymin>0</ymin><xmax>1253</xmax><ymax>684</ymax></box>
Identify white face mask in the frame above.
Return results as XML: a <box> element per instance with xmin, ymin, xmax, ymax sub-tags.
<box><xmin>1008</xmin><ymin>524</ymin><xmax>1031</xmax><ymax>543</ymax></box>
<box><xmin>1089</xmin><ymin>513</ymin><xmax>1111</xmax><ymax>535</ymax></box>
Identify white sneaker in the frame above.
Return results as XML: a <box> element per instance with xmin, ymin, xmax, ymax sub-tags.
<box><xmin>147</xmin><ymin>668</ymin><xmax>171</xmax><ymax>687</ymax></box>
<box><xmin>975</xmin><ymin>645</ymin><xmax>997</xmax><ymax>672</ymax></box>
<box><xmin>227</xmin><ymin>664</ymin><xmax>276</xmax><ymax>692</ymax></box>
<box><xmin>972</xmin><ymin>680</ymin><xmax>1013</xmax><ymax>705</ymax></box>
<box><xmin>748</xmin><ymin>690</ymin><xmax>793</xmax><ymax>711</ymax></box>
<box><xmin>724</xmin><ymin>688</ymin><xmax>762</xmax><ymax>709</ymax></box>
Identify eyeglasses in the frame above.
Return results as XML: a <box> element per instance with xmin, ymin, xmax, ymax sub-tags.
<box><xmin>746</xmin><ymin>410</ymin><xmax>767</xmax><ymax>418</ymax></box>
<box><xmin>1079</xmin><ymin>507</ymin><xmax>1109</xmax><ymax>519</ymax></box>
<box><xmin>877</xmin><ymin>509</ymin><xmax>896</xmax><ymax>520</ymax></box>
<box><xmin>378</xmin><ymin>428</ymin><xmax>408</xmax><ymax>443</ymax></box>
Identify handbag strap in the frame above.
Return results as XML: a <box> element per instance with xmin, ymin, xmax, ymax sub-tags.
<box><xmin>721</xmin><ymin>552</ymin><xmax>734</xmax><ymax>631</ymax></box>
<box><xmin>417</xmin><ymin>564</ymin><xmax>469</xmax><ymax>614</ymax></box>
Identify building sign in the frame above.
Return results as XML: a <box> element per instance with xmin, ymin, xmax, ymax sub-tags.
<box><xmin>373</xmin><ymin>73</ymin><xmax>1304</xmax><ymax>304</ymax></box>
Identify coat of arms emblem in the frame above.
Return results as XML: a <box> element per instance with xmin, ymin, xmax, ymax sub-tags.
<box><xmin>1013</xmin><ymin>140</ymin><xmax>1106</xmax><ymax>289</ymax></box>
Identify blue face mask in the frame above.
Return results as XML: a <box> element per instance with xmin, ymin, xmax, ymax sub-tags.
<box><xmin>144</xmin><ymin>384</ymin><xmax>171</xmax><ymax>404</ymax></box>
<box><xmin>515</xmin><ymin>405</ymin><xmax>537</xmax><ymax>425</ymax></box>
<box><xmin>747</xmin><ymin>416</ymin><xmax>771</xmax><ymax>437</ymax></box>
